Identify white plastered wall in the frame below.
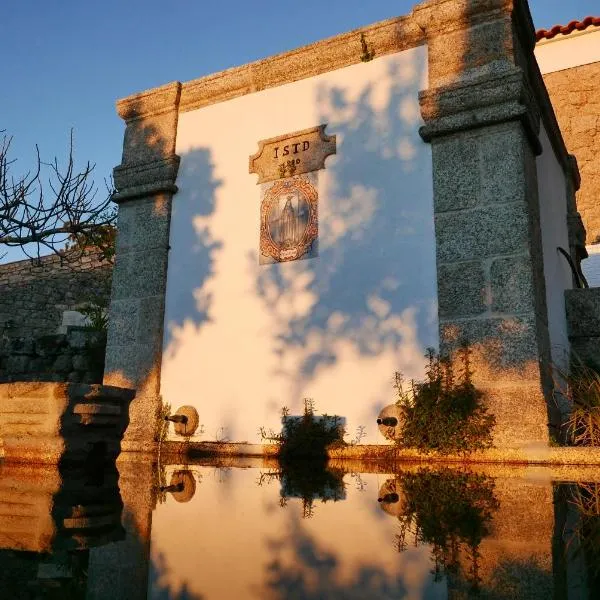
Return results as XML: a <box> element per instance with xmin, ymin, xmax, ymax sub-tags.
<box><xmin>535</xmin><ymin>26</ymin><xmax>600</xmax><ymax>288</ymax></box>
<box><xmin>536</xmin><ymin>124</ymin><xmax>572</xmax><ymax>372</ymax></box>
<box><xmin>535</xmin><ymin>27</ymin><xmax>600</xmax><ymax>75</ymax></box>
<box><xmin>161</xmin><ymin>46</ymin><xmax>437</xmax><ymax>444</ymax></box>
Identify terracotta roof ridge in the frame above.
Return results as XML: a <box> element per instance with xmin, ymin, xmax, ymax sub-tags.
<box><xmin>536</xmin><ymin>16</ymin><xmax>600</xmax><ymax>41</ymax></box>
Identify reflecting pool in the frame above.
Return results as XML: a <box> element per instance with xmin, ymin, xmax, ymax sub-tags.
<box><xmin>1</xmin><ymin>458</ymin><xmax>599</xmax><ymax>599</ymax></box>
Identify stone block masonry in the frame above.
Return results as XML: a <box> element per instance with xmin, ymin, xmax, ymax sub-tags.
<box><xmin>566</xmin><ymin>288</ymin><xmax>600</xmax><ymax>371</ymax></box>
<box><xmin>0</xmin><ymin>251</ymin><xmax>112</xmax><ymax>340</ymax></box>
<box><xmin>0</xmin><ymin>328</ymin><xmax>106</xmax><ymax>384</ymax></box>
<box><xmin>544</xmin><ymin>62</ymin><xmax>600</xmax><ymax>245</ymax></box>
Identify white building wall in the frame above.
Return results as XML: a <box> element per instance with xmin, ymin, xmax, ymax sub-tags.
<box><xmin>160</xmin><ymin>46</ymin><xmax>437</xmax><ymax>444</ymax></box>
<box><xmin>535</xmin><ymin>27</ymin><xmax>600</xmax><ymax>75</ymax></box>
<box><xmin>536</xmin><ymin>124</ymin><xmax>573</xmax><ymax>372</ymax></box>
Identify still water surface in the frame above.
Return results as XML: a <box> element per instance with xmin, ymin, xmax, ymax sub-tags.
<box><xmin>0</xmin><ymin>459</ymin><xmax>598</xmax><ymax>599</ymax></box>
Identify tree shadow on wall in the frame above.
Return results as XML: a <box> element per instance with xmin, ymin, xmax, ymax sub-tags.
<box><xmin>162</xmin><ymin>148</ymin><xmax>222</xmax><ymax>354</ymax></box>
<box><xmin>250</xmin><ymin>48</ymin><xmax>437</xmax><ymax>414</ymax></box>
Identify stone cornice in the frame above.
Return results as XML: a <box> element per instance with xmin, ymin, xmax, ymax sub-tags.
<box><xmin>413</xmin><ymin>0</ymin><xmax>514</xmax><ymax>35</ymax></box>
<box><xmin>116</xmin><ymin>82</ymin><xmax>181</xmax><ymax>123</ymax></box>
<box><xmin>419</xmin><ymin>68</ymin><xmax>542</xmax><ymax>154</ymax></box>
<box><xmin>112</xmin><ymin>156</ymin><xmax>180</xmax><ymax>203</ymax></box>
<box><xmin>114</xmin><ymin>16</ymin><xmax>423</xmax><ymax>117</ymax></box>
<box><xmin>178</xmin><ymin>15</ymin><xmax>423</xmax><ymax>113</ymax></box>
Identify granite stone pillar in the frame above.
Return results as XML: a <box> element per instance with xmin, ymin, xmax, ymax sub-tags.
<box><xmin>414</xmin><ymin>0</ymin><xmax>557</xmax><ymax>448</ymax></box>
<box><xmin>103</xmin><ymin>82</ymin><xmax>181</xmax><ymax>453</ymax></box>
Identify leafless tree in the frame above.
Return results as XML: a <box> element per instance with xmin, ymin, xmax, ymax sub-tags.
<box><xmin>0</xmin><ymin>129</ymin><xmax>116</xmax><ymax>263</ymax></box>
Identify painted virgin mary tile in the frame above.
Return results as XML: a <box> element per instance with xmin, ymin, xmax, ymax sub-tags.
<box><xmin>259</xmin><ymin>172</ymin><xmax>318</xmax><ymax>264</ymax></box>
<box><xmin>249</xmin><ymin>125</ymin><xmax>335</xmax><ymax>264</ymax></box>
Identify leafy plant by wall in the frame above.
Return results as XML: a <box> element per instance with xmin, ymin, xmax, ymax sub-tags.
<box><xmin>259</xmin><ymin>399</ymin><xmax>345</xmax><ymax>461</ymax></box>
<box><xmin>394</xmin><ymin>346</ymin><xmax>495</xmax><ymax>454</ymax></box>
<box><xmin>563</xmin><ymin>361</ymin><xmax>600</xmax><ymax>446</ymax></box>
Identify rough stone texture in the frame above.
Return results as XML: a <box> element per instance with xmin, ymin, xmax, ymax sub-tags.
<box><xmin>437</xmin><ymin>261</ymin><xmax>486</xmax><ymax>317</ymax></box>
<box><xmin>105</xmin><ymin>82</ymin><xmax>181</xmax><ymax>453</ymax></box>
<box><xmin>0</xmin><ymin>382</ymin><xmax>135</xmax><ymax>464</ymax></box>
<box><xmin>0</xmin><ymin>251</ymin><xmax>112</xmax><ymax>340</ymax></box>
<box><xmin>177</xmin><ymin>15</ymin><xmax>424</xmax><ymax>114</ymax></box>
<box><xmin>0</xmin><ymin>328</ymin><xmax>106</xmax><ymax>384</ymax></box>
<box><xmin>544</xmin><ymin>61</ymin><xmax>600</xmax><ymax>244</ymax></box>
<box><xmin>565</xmin><ymin>287</ymin><xmax>600</xmax><ymax>369</ymax></box>
<box><xmin>416</xmin><ymin>0</ymin><xmax>569</xmax><ymax>448</ymax></box>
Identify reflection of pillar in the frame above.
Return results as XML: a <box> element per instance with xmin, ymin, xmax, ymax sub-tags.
<box><xmin>460</xmin><ymin>476</ymin><xmax>555</xmax><ymax>598</ymax></box>
<box><xmin>104</xmin><ymin>82</ymin><xmax>181</xmax><ymax>452</ymax></box>
<box><xmin>86</xmin><ymin>459</ymin><xmax>156</xmax><ymax>600</ymax></box>
<box><xmin>414</xmin><ymin>0</ymin><xmax>580</xmax><ymax>449</ymax></box>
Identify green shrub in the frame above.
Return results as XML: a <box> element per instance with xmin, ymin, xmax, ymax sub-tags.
<box><xmin>395</xmin><ymin>346</ymin><xmax>495</xmax><ymax>454</ymax></box>
<box><xmin>259</xmin><ymin>399</ymin><xmax>345</xmax><ymax>461</ymax></box>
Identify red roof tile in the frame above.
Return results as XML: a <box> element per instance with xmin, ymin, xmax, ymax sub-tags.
<box><xmin>536</xmin><ymin>16</ymin><xmax>600</xmax><ymax>41</ymax></box>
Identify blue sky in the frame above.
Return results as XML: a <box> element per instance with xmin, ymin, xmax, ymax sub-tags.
<box><xmin>1</xmin><ymin>0</ymin><xmax>597</xmax><ymax>262</ymax></box>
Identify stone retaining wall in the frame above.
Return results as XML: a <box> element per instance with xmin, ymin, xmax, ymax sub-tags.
<box><xmin>0</xmin><ymin>252</ymin><xmax>112</xmax><ymax>340</ymax></box>
<box><xmin>0</xmin><ymin>328</ymin><xmax>106</xmax><ymax>384</ymax></box>
<box><xmin>565</xmin><ymin>287</ymin><xmax>600</xmax><ymax>370</ymax></box>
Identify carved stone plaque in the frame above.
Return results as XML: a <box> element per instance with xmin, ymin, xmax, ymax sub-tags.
<box><xmin>249</xmin><ymin>125</ymin><xmax>336</xmax><ymax>184</ymax></box>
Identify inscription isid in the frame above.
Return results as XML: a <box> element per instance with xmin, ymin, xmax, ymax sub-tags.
<box><xmin>249</xmin><ymin>124</ymin><xmax>336</xmax><ymax>184</ymax></box>
<box><xmin>251</xmin><ymin>124</ymin><xmax>335</xmax><ymax>265</ymax></box>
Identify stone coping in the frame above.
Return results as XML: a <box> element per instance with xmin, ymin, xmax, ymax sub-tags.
<box><xmin>116</xmin><ymin>13</ymin><xmax>423</xmax><ymax>119</ymax></box>
<box><xmin>159</xmin><ymin>440</ymin><xmax>600</xmax><ymax>466</ymax></box>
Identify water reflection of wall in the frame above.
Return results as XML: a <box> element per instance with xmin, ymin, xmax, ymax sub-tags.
<box><xmin>149</xmin><ymin>466</ymin><xmax>444</xmax><ymax>599</ymax></box>
<box><xmin>160</xmin><ymin>45</ymin><xmax>436</xmax><ymax>445</ymax></box>
<box><xmin>147</xmin><ymin>464</ymin><xmax>600</xmax><ymax>599</ymax></box>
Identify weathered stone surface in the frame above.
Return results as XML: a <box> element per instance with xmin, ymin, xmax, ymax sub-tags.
<box><xmin>438</xmin><ymin>261</ymin><xmax>486</xmax><ymax>317</ymax></box>
<box><xmin>490</xmin><ymin>255</ymin><xmax>535</xmax><ymax>313</ymax></box>
<box><xmin>114</xmin><ymin>195</ymin><xmax>172</xmax><ymax>254</ymax></box>
<box><xmin>0</xmin><ymin>382</ymin><xmax>135</xmax><ymax>464</ymax></box>
<box><xmin>435</xmin><ymin>201</ymin><xmax>530</xmax><ymax>263</ymax></box>
<box><xmin>432</xmin><ymin>134</ymin><xmax>480</xmax><ymax>211</ymax></box>
<box><xmin>0</xmin><ymin>250</ymin><xmax>112</xmax><ymax>340</ymax></box>
<box><xmin>544</xmin><ymin>62</ymin><xmax>600</xmax><ymax>244</ymax></box>
<box><xmin>565</xmin><ymin>288</ymin><xmax>600</xmax><ymax>370</ymax></box>
<box><xmin>177</xmin><ymin>15</ymin><xmax>423</xmax><ymax>114</ymax></box>
<box><xmin>110</xmin><ymin>248</ymin><xmax>169</xmax><ymax>302</ymax></box>
<box><xmin>0</xmin><ymin>330</ymin><xmax>106</xmax><ymax>384</ymax></box>
<box><xmin>440</xmin><ymin>315</ymin><xmax>540</xmax><ymax>380</ymax></box>
<box><xmin>565</xmin><ymin>288</ymin><xmax>600</xmax><ymax>338</ymax></box>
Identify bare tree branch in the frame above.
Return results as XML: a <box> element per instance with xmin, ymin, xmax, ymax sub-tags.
<box><xmin>0</xmin><ymin>129</ymin><xmax>116</xmax><ymax>263</ymax></box>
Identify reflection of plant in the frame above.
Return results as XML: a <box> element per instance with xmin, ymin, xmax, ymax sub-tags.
<box><xmin>395</xmin><ymin>468</ymin><xmax>499</xmax><ymax>590</ymax></box>
<box><xmin>257</xmin><ymin>462</ymin><xmax>346</xmax><ymax>519</ymax></box>
<box><xmin>260</xmin><ymin>399</ymin><xmax>345</xmax><ymax>461</ymax></box>
<box><xmin>566</xmin><ymin>482</ymin><xmax>600</xmax><ymax>584</ymax></box>
<box><xmin>395</xmin><ymin>346</ymin><xmax>495</xmax><ymax>454</ymax></box>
